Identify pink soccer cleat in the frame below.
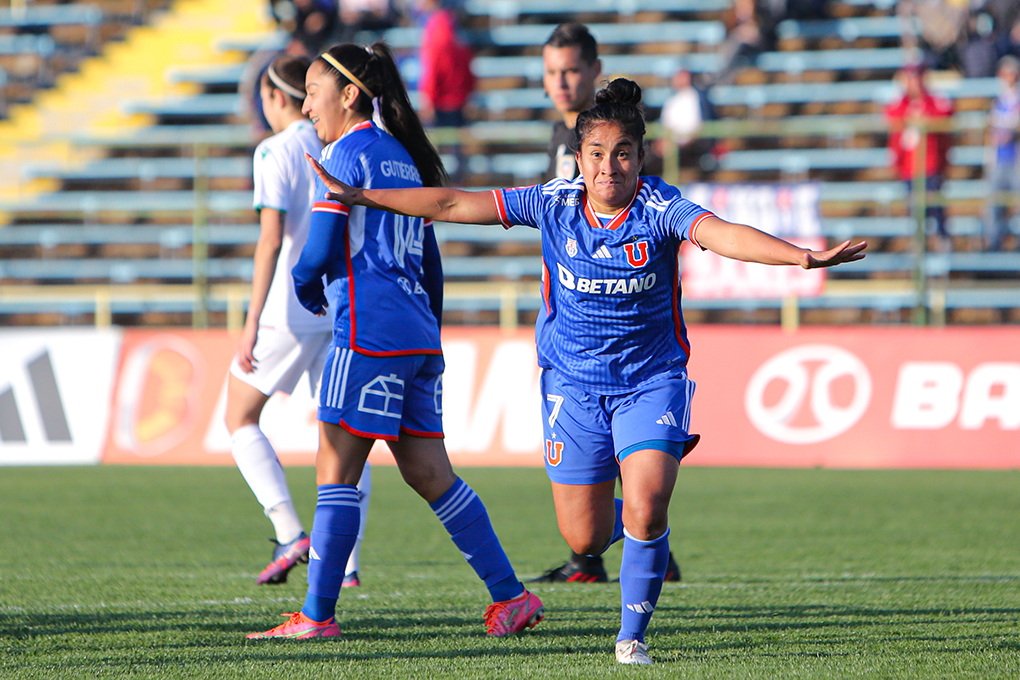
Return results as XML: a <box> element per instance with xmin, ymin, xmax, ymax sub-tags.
<box><xmin>484</xmin><ymin>589</ymin><xmax>544</xmax><ymax>637</ymax></box>
<box><xmin>256</xmin><ymin>533</ymin><xmax>310</xmax><ymax>585</ymax></box>
<box><xmin>246</xmin><ymin>611</ymin><xmax>340</xmax><ymax>639</ymax></box>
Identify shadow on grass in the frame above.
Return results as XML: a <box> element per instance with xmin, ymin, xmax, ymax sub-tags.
<box><xmin>4</xmin><ymin>595</ymin><xmax>1018</xmax><ymax>675</ymax></box>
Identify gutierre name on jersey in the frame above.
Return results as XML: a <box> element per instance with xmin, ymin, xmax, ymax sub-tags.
<box><xmin>380</xmin><ymin>159</ymin><xmax>422</xmax><ymax>184</ymax></box>
<box><xmin>557</xmin><ymin>263</ymin><xmax>657</xmax><ymax>294</ymax></box>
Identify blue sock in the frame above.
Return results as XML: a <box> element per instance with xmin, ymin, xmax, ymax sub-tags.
<box><xmin>617</xmin><ymin>528</ymin><xmax>671</xmax><ymax>643</ymax></box>
<box><xmin>430</xmin><ymin>478</ymin><xmax>524</xmax><ymax>603</ymax></box>
<box><xmin>301</xmin><ymin>484</ymin><xmax>360</xmax><ymax>623</ymax></box>
<box><xmin>593</xmin><ymin>498</ymin><xmax>625</xmax><ymax>556</ymax></box>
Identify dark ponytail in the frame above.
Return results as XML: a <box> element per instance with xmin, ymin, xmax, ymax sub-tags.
<box><xmin>318</xmin><ymin>42</ymin><xmax>448</xmax><ymax>188</ymax></box>
<box><xmin>263</xmin><ymin>54</ymin><xmax>311</xmax><ymax>109</ymax></box>
<box><xmin>574</xmin><ymin>78</ymin><xmax>646</xmax><ymax>149</ymax></box>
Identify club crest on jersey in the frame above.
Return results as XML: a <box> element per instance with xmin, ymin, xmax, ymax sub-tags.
<box><xmin>565</xmin><ymin>238</ymin><xmax>578</xmax><ymax>257</ymax></box>
<box><xmin>624</xmin><ymin>241</ymin><xmax>649</xmax><ymax>268</ymax></box>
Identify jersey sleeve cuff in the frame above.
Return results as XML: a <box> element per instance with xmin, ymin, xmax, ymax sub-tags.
<box><xmin>688</xmin><ymin>211</ymin><xmax>713</xmax><ymax>251</ymax></box>
<box><xmin>491</xmin><ymin>189</ymin><xmax>513</xmax><ymax>229</ymax></box>
<box><xmin>312</xmin><ymin>201</ymin><xmax>350</xmax><ymax>216</ymax></box>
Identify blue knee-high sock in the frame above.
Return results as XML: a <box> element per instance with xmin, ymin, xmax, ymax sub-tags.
<box><xmin>301</xmin><ymin>484</ymin><xmax>360</xmax><ymax>623</ymax></box>
<box><xmin>593</xmin><ymin>498</ymin><xmax>625</xmax><ymax>556</ymax></box>
<box><xmin>617</xmin><ymin>528</ymin><xmax>671</xmax><ymax>643</ymax></box>
<box><xmin>430</xmin><ymin>477</ymin><xmax>524</xmax><ymax>603</ymax></box>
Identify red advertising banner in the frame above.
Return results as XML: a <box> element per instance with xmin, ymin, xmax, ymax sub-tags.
<box><xmin>684</xmin><ymin>326</ymin><xmax>1020</xmax><ymax>469</ymax></box>
<box><xmin>99</xmin><ymin>326</ymin><xmax>1020</xmax><ymax>470</ymax></box>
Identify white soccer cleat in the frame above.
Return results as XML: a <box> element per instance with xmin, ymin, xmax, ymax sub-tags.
<box><xmin>615</xmin><ymin>639</ymin><xmax>653</xmax><ymax>665</ymax></box>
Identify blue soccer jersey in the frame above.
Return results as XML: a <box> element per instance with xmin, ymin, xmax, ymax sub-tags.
<box><xmin>493</xmin><ymin>175</ymin><xmax>714</xmax><ymax>394</ymax></box>
<box><xmin>292</xmin><ymin>121</ymin><xmax>442</xmax><ymax>356</ymax></box>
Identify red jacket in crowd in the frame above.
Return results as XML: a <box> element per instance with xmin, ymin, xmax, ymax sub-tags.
<box><xmin>419</xmin><ymin>9</ymin><xmax>475</xmax><ymax>114</ymax></box>
<box><xmin>885</xmin><ymin>91</ymin><xmax>954</xmax><ymax>181</ymax></box>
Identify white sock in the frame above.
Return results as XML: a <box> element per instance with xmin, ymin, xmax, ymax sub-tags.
<box><xmin>266</xmin><ymin>500</ymin><xmax>304</xmax><ymax>545</ymax></box>
<box><xmin>345</xmin><ymin>461</ymin><xmax>372</xmax><ymax>575</ymax></box>
<box><xmin>231</xmin><ymin>423</ymin><xmax>303</xmax><ymax>543</ymax></box>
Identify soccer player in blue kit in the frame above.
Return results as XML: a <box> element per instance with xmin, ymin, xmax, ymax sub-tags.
<box><xmin>247</xmin><ymin>42</ymin><xmax>544</xmax><ymax>640</ymax></box>
<box><xmin>307</xmin><ymin>78</ymin><xmax>866</xmax><ymax>663</ymax></box>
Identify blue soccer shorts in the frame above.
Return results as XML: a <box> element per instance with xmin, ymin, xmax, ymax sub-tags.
<box><xmin>318</xmin><ymin>344</ymin><xmax>445</xmax><ymax>441</ymax></box>
<box><xmin>540</xmin><ymin>368</ymin><xmax>700</xmax><ymax>485</ymax></box>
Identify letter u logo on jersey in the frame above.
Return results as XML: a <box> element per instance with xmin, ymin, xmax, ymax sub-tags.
<box><xmin>624</xmin><ymin>241</ymin><xmax>649</xmax><ymax>268</ymax></box>
<box><xmin>545</xmin><ymin>439</ymin><xmax>564</xmax><ymax>467</ymax></box>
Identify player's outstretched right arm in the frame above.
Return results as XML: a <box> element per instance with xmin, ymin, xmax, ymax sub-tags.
<box><xmin>306</xmin><ymin>153</ymin><xmax>499</xmax><ymax>225</ymax></box>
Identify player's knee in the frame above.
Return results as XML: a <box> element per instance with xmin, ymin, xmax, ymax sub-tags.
<box><xmin>622</xmin><ymin>500</ymin><xmax>669</xmax><ymax>541</ymax></box>
<box><xmin>560</xmin><ymin>524</ymin><xmax>614</xmax><ymax>556</ymax></box>
<box><xmin>399</xmin><ymin>462</ymin><xmax>456</xmax><ymax>503</ymax></box>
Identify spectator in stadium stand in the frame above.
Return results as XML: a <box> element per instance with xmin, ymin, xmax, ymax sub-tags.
<box><xmin>270</xmin><ymin>0</ymin><xmax>339</xmax><ymax>54</ymax></box>
<box><xmin>247</xmin><ymin>42</ymin><xmax>544</xmax><ymax>642</ymax></box>
<box><xmin>305</xmin><ymin>78</ymin><xmax>866</xmax><ymax>664</ymax></box>
<box><xmin>336</xmin><ymin>0</ymin><xmax>398</xmax><ymax>41</ymax></box>
<box><xmin>536</xmin><ymin>22</ymin><xmax>682</xmax><ymax>586</ymax></box>
<box><xmin>655</xmin><ymin>68</ymin><xmax>716</xmax><ymax>172</ymax></box>
<box><xmin>709</xmin><ymin>0</ymin><xmax>780</xmax><ymax>86</ymax></box>
<box><xmin>983</xmin><ymin>55</ymin><xmax>1020</xmax><ymax>251</ymax></box>
<box><xmin>995</xmin><ymin>18</ymin><xmax>1020</xmax><ymax>61</ymax></box>
<box><xmin>885</xmin><ymin>63</ymin><xmax>954</xmax><ymax>250</ymax></box>
<box><xmin>899</xmin><ymin>0</ymin><xmax>967</xmax><ymax>71</ymax></box>
<box><xmin>226</xmin><ymin>54</ymin><xmax>372</xmax><ymax>590</ymax></box>
<box><xmin>958</xmin><ymin>12</ymin><xmax>998</xmax><ymax>78</ymax></box>
<box><xmin>416</xmin><ymin>0</ymin><xmax>475</xmax><ymax>183</ymax></box>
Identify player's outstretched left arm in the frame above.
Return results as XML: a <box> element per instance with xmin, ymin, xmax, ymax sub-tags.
<box><xmin>305</xmin><ymin>153</ymin><xmax>499</xmax><ymax>225</ymax></box>
<box><xmin>694</xmin><ymin>216</ymin><xmax>867</xmax><ymax>269</ymax></box>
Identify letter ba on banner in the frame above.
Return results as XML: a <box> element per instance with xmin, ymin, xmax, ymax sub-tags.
<box><xmin>681</xmin><ymin>183</ymin><xmax>825</xmax><ymax>299</ymax></box>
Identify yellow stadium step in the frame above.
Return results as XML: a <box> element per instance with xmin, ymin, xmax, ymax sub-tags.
<box><xmin>0</xmin><ymin>0</ymin><xmax>274</xmax><ymax>218</ymax></box>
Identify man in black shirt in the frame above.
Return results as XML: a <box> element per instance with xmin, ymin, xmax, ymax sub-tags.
<box><xmin>543</xmin><ymin>23</ymin><xmax>601</xmax><ymax>181</ymax></box>
<box><xmin>532</xmin><ymin>23</ymin><xmax>681</xmax><ymax>584</ymax></box>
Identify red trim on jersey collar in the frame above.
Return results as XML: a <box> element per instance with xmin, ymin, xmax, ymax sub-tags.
<box><xmin>344</xmin><ymin>120</ymin><xmax>373</xmax><ymax>138</ymax></box>
<box><xmin>582</xmin><ymin>179</ymin><xmax>642</xmax><ymax>230</ymax></box>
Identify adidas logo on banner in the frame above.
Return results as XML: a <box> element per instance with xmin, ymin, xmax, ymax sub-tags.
<box><xmin>0</xmin><ymin>350</ymin><xmax>71</xmax><ymax>444</ymax></box>
<box><xmin>626</xmin><ymin>601</ymin><xmax>655</xmax><ymax>614</ymax></box>
<box><xmin>592</xmin><ymin>245</ymin><xmax>612</xmax><ymax>259</ymax></box>
<box><xmin>655</xmin><ymin>411</ymin><xmax>678</xmax><ymax>427</ymax></box>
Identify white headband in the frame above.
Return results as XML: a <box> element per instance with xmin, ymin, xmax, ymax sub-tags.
<box><xmin>267</xmin><ymin>65</ymin><xmax>306</xmax><ymax>101</ymax></box>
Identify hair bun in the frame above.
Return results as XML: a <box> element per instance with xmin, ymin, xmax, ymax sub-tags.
<box><xmin>594</xmin><ymin>78</ymin><xmax>643</xmax><ymax>108</ymax></box>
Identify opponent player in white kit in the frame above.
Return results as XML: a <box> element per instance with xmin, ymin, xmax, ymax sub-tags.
<box><xmin>305</xmin><ymin>79</ymin><xmax>866</xmax><ymax>663</ymax></box>
<box><xmin>225</xmin><ymin>54</ymin><xmax>369</xmax><ymax>588</ymax></box>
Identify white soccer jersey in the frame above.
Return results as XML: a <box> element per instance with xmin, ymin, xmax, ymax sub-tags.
<box><xmin>252</xmin><ymin>119</ymin><xmax>331</xmax><ymax>333</ymax></box>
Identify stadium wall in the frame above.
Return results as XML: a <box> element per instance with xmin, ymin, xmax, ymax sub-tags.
<box><xmin>0</xmin><ymin>326</ymin><xmax>1017</xmax><ymax>469</ymax></box>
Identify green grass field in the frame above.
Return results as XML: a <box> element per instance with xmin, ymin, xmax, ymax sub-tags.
<box><xmin>1</xmin><ymin>465</ymin><xmax>1018</xmax><ymax>679</ymax></box>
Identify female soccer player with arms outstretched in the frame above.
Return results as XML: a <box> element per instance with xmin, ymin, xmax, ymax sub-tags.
<box><xmin>306</xmin><ymin>78</ymin><xmax>866</xmax><ymax>663</ymax></box>
<box><xmin>246</xmin><ymin>43</ymin><xmax>543</xmax><ymax>641</ymax></box>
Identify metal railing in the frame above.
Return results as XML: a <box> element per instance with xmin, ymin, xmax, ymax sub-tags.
<box><xmin>3</xmin><ymin>115</ymin><xmax>1018</xmax><ymax>329</ymax></box>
